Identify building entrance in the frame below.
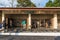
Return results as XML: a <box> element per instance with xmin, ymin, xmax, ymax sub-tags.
<box><xmin>4</xmin><ymin>14</ymin><xmax>28</xmax><ymax>31</ymax></box>
<box><xmin>31</xmin><ymin>19</ymin><xmax>51</xmax><ymax>29</ymax></box>
<box><xmin>4</xmin><ymin>17</ymin><xmax>15</xmax><ymax>30</ymax></box>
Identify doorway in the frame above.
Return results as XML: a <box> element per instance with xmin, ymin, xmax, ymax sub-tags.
<box><xmin>5</xmin><ymin>14</ymin><xmax>28</xmax><ymax>32</ymax></box>
<box><xmin>5</xmin><ymin>17</ymin><xmax>15</xmax><ymax>30</ymax></box>
<box><xmin>31</xmin><ymin>19</ymin><xmax>51</xmax><ymax>29</ymax></box>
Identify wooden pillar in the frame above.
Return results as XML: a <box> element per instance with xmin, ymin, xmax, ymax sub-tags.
<box><xmin>2</xmin><ymin>11</ymin><xmax>5</xmax><ymax>28</ymax></box>
<box><xmin>50</xmin><ymin>18</ymin><xmax>53</xmax><ymax>29</ymax></box>
<box><xmin>39</xmin><ymin>19</ymin><xmax>41</xmax><ymax>27</ymax></box>
<box><xmin>1</xmin><ymin>11</ymin><xmax>5</xmax><ymax>32</ymax></box>
<box><xmin>27</xmin><ymin>14</ymin><xmax>31</xmax><ymax>30</ymax></box>
<box><xmin>53</xmin><ymin>14</ymin><xmax>58</xmax><ymax>29</ymax></box>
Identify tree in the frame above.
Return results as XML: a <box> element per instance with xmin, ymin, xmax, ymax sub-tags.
<box><xmin>17</xmin><ymin>0</ymin><xmax>36</xmax><ymax>7</ymax></box>
<box><xmin>45</xmin><ymin>0</ymin><xmax>60</xmax><ymax>7</ymax></box>
<box><xmin>46</xmin><ymin>0</ymin><xmax>53</xmax><ymax>7</ymax></box>
<box><xmin>53</xmin><ymin>0</ymin><xmax>60</xmax><ymax>7</ymax></box>
<box><xmin>8</xmin><ymin>0</ymin><xmax>15</xmax><ymax>7</ymax></box>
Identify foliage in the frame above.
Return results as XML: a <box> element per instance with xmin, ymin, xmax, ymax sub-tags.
<box><xmin>46</xmin><ymin>0</ymin><xmax>53</xmax><ymax>7</ymax></box>
<box><xmin>46</xmin><ymin>0</ymin><xmax>60</xmax><ymax>7</ymax></box>
<box><xmin>53</xmin><ymin>0</ymin><xmax>60</xmax><ymax>7</ymax></box>
<box><xmin>17</xmin><ymin>0</ymin><xmax>36</xmax><ymax>7</ymax></box>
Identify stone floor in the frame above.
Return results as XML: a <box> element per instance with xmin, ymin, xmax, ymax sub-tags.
<box><xmin>0</xmin><ymin>36</ymin><xmax>57</xmax><ymax>40</ymax></box>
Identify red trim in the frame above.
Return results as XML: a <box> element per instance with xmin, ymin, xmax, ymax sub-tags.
<box><xmin>0</xmin><ymin>7</ymin><xmax>60</xmax><ymax>9</ymax></box>
<box><xmin>0</xmin><ymin>7</ymin><xmax>60</xmax><ymax>11</ymax></box>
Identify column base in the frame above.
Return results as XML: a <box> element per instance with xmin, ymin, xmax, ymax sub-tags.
<box><xmin>27</xmin><ymin>25</ymin><xmax>31</xmax><ymax>30</ymax></box>
<box><xmin>53</xmin><ymin>27</ymin><xmax>57</xmax><ymax>29</ymax></box>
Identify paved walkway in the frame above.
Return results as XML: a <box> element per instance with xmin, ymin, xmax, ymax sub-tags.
<box><xmin>0</xmin><ymin>36</ymin><xmax>56</xmax><ymax>40</ymax></box>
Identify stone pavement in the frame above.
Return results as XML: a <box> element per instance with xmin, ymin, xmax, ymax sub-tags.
<box><xmin>0</xmin><ymin>36</ymin><xmax>57</xmax><ymax>40</ymax></box>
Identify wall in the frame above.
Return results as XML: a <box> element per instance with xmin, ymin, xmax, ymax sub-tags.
<box><xmin>31</xmin><ymin>14</ymin><xmax>53</xmax><ymax>19</ymax></box>
<box><xmin>57</xmin><ymin>14</ymin><xmax>60</xmax><ymax>29</ymax></box>
<box><xmin>0</xmin><ymin>11</ymin><xmax>2</xmax><ymax>24</ymax></box>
